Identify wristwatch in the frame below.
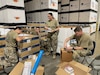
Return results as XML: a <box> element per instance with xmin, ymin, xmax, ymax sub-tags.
<box><xmin>72</xmin><ymin>47</ymin><xmax>75</xmax><ymax>50</ymax></box>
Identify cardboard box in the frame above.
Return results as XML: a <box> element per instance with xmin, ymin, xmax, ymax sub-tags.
<box><xmin>80</xmin><ymin>0</ymin><xmax>98</xmax><ymax>11</ymax></box>
<box><xmin>61</xmin><ymin>48</ymin><xmax>73</xmax><ymax>62</ymax></box>
<box><xmin>61</xmin><ymin>6</ymin><xmax>69</xmax><ymax>12</ymax></box>
<box><xmin>9</xmin><ymin>59</ymin><xmax>44</xmax><ymax>75</ymax></box>
<box><xmin>0</xmin><ymin>36</ymin><xmax>5</xmax><ymax>45</ymax></box>
<box><xmin>0</xmin><ymin>0</ymin><xmax>24</xmax><ymax>8</ymax></box>
<box><xmin>18</xmin><ymin>49</ymin><xmax>30</xmax><ymax>58</ymax></box>
<box><xmin>79</xmin><ymin>11</ymin><xmax>97</xmax><ymax>22</ymax></box>
<box><xmin>82</xmin><ymin>26</ymin><xmax>91</xmax><ymax>35</ymax></box>
<box><xmin>90</xmin><ymin>23</ymin><xmax>96</xmax><ymax>33</ymax></box>
<box><xmin>18</xmin><ymin>34</ymin><xmax>33</xmax><ymax>49</ymax></box>
<box><xmin>70</xmin><ymin>0</ymin><xmax>80</xmax><ymax>11</ymax></box>
<box><xmin>60</xmin><ymin>13</ymin><xmax>69</xmax><ymax>22</ymax></box>
<box><xmin>56</xmin><ymin>61</ymin><xmax>91</xmax><ymax>75</ymax></box>
<box><xmin>30</xmin><ymin>46</ymin><xmax>40</xmax><ymax>54</ymax></box>
<box><xmin>69</xmin><ymin>12</ymin><xmax>79</xmax><ymax>22</ymax></box>
<box><xmin>61</xmin><ymin>0</ymin><xmax>69</xmax><ymax>5</ymax></box>
<box><xmin>0</xmin><ymin>8</ymin><xmax>26</xmax><ymax>23</ymax></box>
<box><xmin>41</xmin><ymin>0</ymin><xmax>58</xmax><ymax>10</ymax></box>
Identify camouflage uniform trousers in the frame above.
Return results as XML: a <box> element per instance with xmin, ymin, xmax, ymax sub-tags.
<box><xmin>0</xmin><ymin>47</ymin><xmax>18</xmax><ymax>68</ymax></box>
<box><xmin>46</xmin><ymin>32</ymin><xmax>58</xmax><ymax>55</ymax></box>
<box><xmin>72</xmin><ymin>49</ymin><xmax>91</xmax><ymax>61</ymax></box>
<box><xmin>40</xmin><ymin>39</ymin><xmax>48</xmax><ymax>51</ymax></box>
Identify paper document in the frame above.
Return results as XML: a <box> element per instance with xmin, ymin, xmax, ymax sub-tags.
<box><xmin>22</xmin><ymin>62</ymin><xmax>32</xmax><ymax>75</ymax></box>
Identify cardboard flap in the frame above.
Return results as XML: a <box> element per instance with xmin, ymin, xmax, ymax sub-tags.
<box><xmin>70</xmin><ymin>61</ymin><xmax>91</xmax><ymax>72</ymax></box>
<box><xmin>56</xmin><ymin>68</ymin><xmax>69</xmax><ymax>75</ymax></box>
<box><xmin>57</xmin><ymin>62</ymin><xmax>69</xmax><ymax>67</ymax></box>
<box><xmin>36</xmin><ymin>66</ymin><xmax>44</xmax><ymax>75</ymax></box>
<box><xmin>9</xmin><ymin>62</ymin><xmax>24</xmax><ymax>75</ymax></box>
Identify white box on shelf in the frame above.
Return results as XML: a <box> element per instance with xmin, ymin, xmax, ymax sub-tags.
<box><xmin>33</xmin><ymin>12</ymin><xmax>41</xmax><ymax>23</ymax></box>
<box><xmin>79</xmin><ymin>11</ymin><xmax>97</xmax><ymax>22</ymax></box>
<box><xmin>82</xmin><ymin>26</ymin><xmax>90</xmax><ymax>35</ymax></box>
<box><xmin>80</xmin><ymin>0</ymin><xmax>98</xmax><ymax>11</ymax></box>
<box><xmin>0</xmin><ymin>0</ymin><xmax>2</xmax><ymax>8</ymax></box>
<box><xmin>0</xmin><ymin>11</ymin><xmax>3</xmax><ymax>23</ymax></box>
<box><xmin>1</xmin><ymin>9</ymin><xmax>26</xmax><ymax>23</ymax></box>
<box><xmin>40</xmin><ymin>0</ymin><xmax>58</xmax><ymax>10</ymax></box>
<box><xmin>61</xmin><ymin>6</ymin><xmax>69</xmax><ymax>12</ymax></box>
<box><xmin>41</xmin><ymin>11</ymin><xmax>58</xmax><ymax>23</ymax></box>
<box><xmin>70</xmin><ymin>0</ymin><xmax>80</xmax><ymax>11</ymax></box>
<box><xmin>32</xmin><ymin>0</ymin><xmax>41</xmax><ymax>10</ymax></box>
<box><xmin>61</xmin><ymin>0</ymin><xmax>69</xmax><ymax>5</ymax></box>
<box><xmin>90</xmin><ymin>23</ymin><xmax>96</xmax><ymax>33</ymax></box>
<box><xmin>60</xmin><ymin>13</ymin><xmax>69</xmax><ymax>22</ymax></box>
<box><xmin>69</xmin><ymin>12</ymin><xmax>79</xmax><ymax>22</ymax></box>
<box><xmin>0</xmin><ymin>0</ymin><xmax>24</xmax><ymax>8</ymax></box>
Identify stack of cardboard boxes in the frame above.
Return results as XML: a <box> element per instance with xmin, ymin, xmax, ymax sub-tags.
<box><xmin>18</xmin><ymin>34</ymin><xmax>40</xmax><ymax>61</ymax></box>
<box><xmin>0</xmin><ymin>36</ymin><xmax>5</xmax><ymax>57</ymax></box>
<box><xmin>25</xmin><ymin>0</ymin><xmax>58</xmax><ymax>23</ymax></box>
<box><xmin>59</xmin><ymin>0</ymin><xmax>98</xmax><ymax>34</ymax></box>
<box><xmin>0</xmin><ymin>0</ymin><xmax>26</xmax><ymax>25</ymax></box>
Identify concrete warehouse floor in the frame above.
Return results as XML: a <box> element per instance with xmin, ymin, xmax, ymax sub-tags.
<box><xmin>0</xmin><ymin>31</ymin><xmax>100</xmax><ymax>75</ymax></box>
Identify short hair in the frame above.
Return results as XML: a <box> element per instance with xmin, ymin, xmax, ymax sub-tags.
<box><xmin>48</xmin><ymin>13</ymin><xmax>53</xmax><ymax>17</ymax></box>
<box><xmin>74</xmin><ymin>26</ymin><xmax>82</xmax><ymax>32</ymax></box>
<box><xmin>14</xmin><ymin>27</ymin><xmax>22</xmax><ymax>30</ymax></box>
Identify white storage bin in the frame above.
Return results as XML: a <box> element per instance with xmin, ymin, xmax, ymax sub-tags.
<box><xmin>90</xmin><ymin>23</ymin><xmax>96</xmax><ymax>33</ymax></box>
<box><xmin>69</xmin><ymin>12</ymin><xmax>79</xmax><ymax>22</ymax></box>
<box><xmin>61</xmin><ymin>6</ymin><xmax>69</xmax><ymax>12</ymax></box>
<box><xmin>70</xmin><ymin>0</ymin><xmax>80</xmax><ymax>11</ymax></box>
<box><xmin>80</xmin><ymin>0</ymin><xmax>98</xmax><ymax>11</ymax></box>
<box><xmin>0</xmin><ymin>0</ymin><xmax>24</xmax><ymax>8</ymax></box>
<box><xmin>79</xmin><ymin>11</ymin><xmax>97</xmax><ymax>22</ymax></box>
<box><xmin>0</xmin><ymin>9</ymin><xmax>26</xmax><ymax>23</ymax></box>
<box><xmin>60</xmin><ymin>13</ymin><xmax>69</xmax><ymax>22</ymax></box>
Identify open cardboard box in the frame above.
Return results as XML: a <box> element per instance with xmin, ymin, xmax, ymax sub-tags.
<box><xmin>56</xmin><ymin>61</ymin><xmax>91</xmax><ymax>75</ymax></box>
<box><xmin>9</xmin><ymin>59</ymin><xmax>44</xmax><ymax>75</ymax></box>
<box><xmin>61</xmin><ymin>48</ymin><xmax>73</xmax><ymax>62</ymax></box>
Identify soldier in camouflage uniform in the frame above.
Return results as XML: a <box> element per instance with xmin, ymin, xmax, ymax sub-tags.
<box><xmin>45</xmin><ymin>13</ymin><xmax>59</xmax><ymax>59</ymax></box>
<box><xmin>33</xmin><ymin>27</ymin><xmax>48</xmax><ymax>51</ymax></box>
<box><xmin>0</xmin><ymin>27</ymin><xmax>24</xmax><ymax>68</ymax></box>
